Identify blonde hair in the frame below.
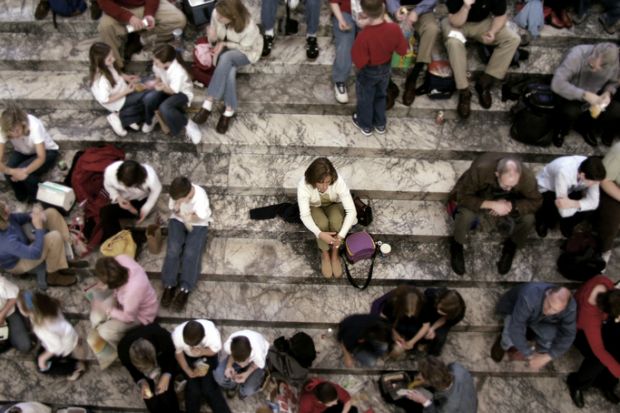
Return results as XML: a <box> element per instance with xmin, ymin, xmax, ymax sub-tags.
<box><xmin>129</xmin><ymin>338</ymin><xmax>158</xmax><ymax>374</ymax></box>
<box><xmin>1</xmin><ymin>104</ymin><xmax>29</xmax><ymax>138</ymax></box>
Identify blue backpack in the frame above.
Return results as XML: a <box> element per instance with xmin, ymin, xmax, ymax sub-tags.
<box><xmin>48</xmin><ymin>0</ymin><xmax>87</xmax><ymax>27</ymax></box>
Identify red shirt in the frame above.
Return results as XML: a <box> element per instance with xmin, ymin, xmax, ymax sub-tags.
<box><xmin>575</xmin><ymin>275</ymin><xmax>620</xmax><ymax>378</ymax></box>
<box><xmin>298</xmin><ymin>378</ymin><xmax>352</xmax><ymax>413</ymax></box>
<box><xmin>352</xmin><ymin>22</ymin><xmax>408</xmax><ymax>69</ymax></box>
<box><xmin>329</xmin><ymin>0</ymin><xmax>352</xmax><ymax>15</ymax></box>
<box><xmin>98</xmin><ymin>0</ymin><xmax>160</xmax><ymax>24</ymax></box>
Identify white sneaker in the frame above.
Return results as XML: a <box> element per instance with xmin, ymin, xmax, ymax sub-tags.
<box><xmin>141</xmin><ymin>121</ymin><xmax>156</xmax><ymax>133</ymax></box>
<box><xmin>106</xmin><ymin>113</ymin><xmax>127</xmax><ymax>137</ymax></box>
<box><xmin>186</xmin><ymin>120</ymin><xmax>202</xmax><ymax>145</ymax></box>
<box><xmin>128</xmin><ymin>123</ymin><xmax>140</xmax><ymax>131</ymax></box>
<box><xmin>334</xmin><ymin>82</ymin><xmax>348</xmax><ymax>104</ymax></box>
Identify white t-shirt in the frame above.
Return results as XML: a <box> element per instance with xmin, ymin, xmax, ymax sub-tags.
<box><xmin>103</xmin><ymin>160</ymin><xmax>163</xmax><ymax>217</ymax></box>
<box><xmin>152</xmin><ymin>59</ymin><xmax>194</xmax><ymax>105</ymax></box>
<box><xmin>0</xmin><ymin>114</ymin><xmax>59</xmax><ymax>155</ymax></box>
<box><xmin>91</xmin><ymin>67</ymin><xmax>127</xmax><ymax>112</ymax></box>
<box><xmin>172</xmin><ymin>319</ymin><xmax>222</xmax><ymax>356</ymax></box>
<box><xmin>33</xmin><ymin>315</ymin><xmax>79</xmax><ymax>357</ymax></box>
<box><xmin>168</xmin><ymin>184</ymin><xmax>213</xmax><ymax>227</ymax></box>
<box><xmin>223</xmin><ymin>330</ymin><xmax>270</xmax><ymax>369</ymax></box>
<box><xmin>0</xmin><ymin>276</ymin><xmax>18</xmax><ymax>317</ymax></box>
<box><xmin>7</xmin><ymin>402</ymin><xmax>52</xmax><ymax>413</ymax></box>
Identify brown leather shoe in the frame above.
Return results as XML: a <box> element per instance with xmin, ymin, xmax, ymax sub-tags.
<box><xmin>475</xmin><ymin>81</ymin><xmax>492</xmax><ymax>109</ymax></box>
<box><xmin>47</xmin><ymin>270</ymin><xmax>78</xmax><ymax>287</ymax></box>
<box><xmin>457</xmin><ymin>89</ymin><xmax>472</xmax><ymax>119</ymax></box>
<box><xmin>216</xmin><ymin>114</ymin><xmax>234</xmax><ymax>134</ymax></box>
<box><xmin>34</xmin><ymin>0</ymin><xmax>50</xmax><ymax>20</ymax></box>
<box><xmin>192</xmin><ymin>108</ymin><xmax>211</xmax><ymax>125</ymax></box>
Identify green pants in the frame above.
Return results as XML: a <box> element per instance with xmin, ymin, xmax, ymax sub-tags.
<box><xmin>311</xmin><ymin>203</ymin><xmax>345</xmax><ymax>251</ymax></box>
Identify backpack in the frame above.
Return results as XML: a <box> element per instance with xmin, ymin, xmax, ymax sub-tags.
<box><xmin>273</xmin><ymin>332</ymin><xmax>317</xmax><ymax>370</ymax></box>
<box><xmin>191</xmin><ymin>37</ymin><xmax>216</xmax><ymax>87</ymax></box>
<box><xmin>557</xmin><ymin>231</ymin><xmax>606</xmax><ymax>281</ymax></box>
<box><xmin>340</xmin><ymin>232</ymin><xmax>377</xmax><ymax>290</ymax></box>
<box><xmin>509</xmin><ymin>82</ymin><xmax>556</xmax><ymax>146</ymax></box>
<box><xmin>48</xmin><ymin>0</ymin><xmax>87</xmax><ymax>28</ymax></box>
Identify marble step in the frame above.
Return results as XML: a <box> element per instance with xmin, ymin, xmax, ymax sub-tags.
<box><xmin>34</xmin><ymin>109</ymin><xmax>603</xmax><ymax>160</ymax></box>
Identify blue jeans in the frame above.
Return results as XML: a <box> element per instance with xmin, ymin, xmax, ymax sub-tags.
<box><xmin>143</xmin><ymin>91</ymin><xmax>189</xmax><ymax>136</ymax></box>
<box><xmin>332</xmin><ymin>13</ymin><xmax>357</xmax><ymax>84</ymax></box>
<box><xmin>355</xmin><ymin>63</ymin><xmax>391</xmax><ymax>130</ymax></box>
<box><xmin>500</xmin><ymin>315</ymin><xmax>556</xmax><ymax>354</ymax></box>
<box><xmin>353</xmin><ymin>341</ymin><xmax>389</xmax><ymax>367</ymax></box>
<box><xmin>206</xmin><ymin>50</ymin><xmax>250</xmax><ymax>111</ymax></box>
<box><xmin>261</xmin><ymin>0</ymin><xmax>320</xmax><ymax>34</ymax></box>
<box><xmin>161</xmin><ymin>219</ymin><xmax>208</xmax><ymax>292</ymax></box>
<box><xmin>602</xmin><ymin>0</ymin><xmax>620</xmax><ymax>25</ymax></box>
<box><xmin>213</xmin><ymin>356</ymin><xmax>266</xmax><ymax>398</ymax></box>
<box><xmin>4</xmin><ymin>149</ymin><xmax>58</xmax><ymax>202</ymax></box>
<box><xmin>7</xmin><ymin>310</ymin><xmax>32</xmax><ymax>353</ymax></box>
<box><xmin>119</xmin><ymin>91</ymin><xmax>148</xmax><ymax>127</ymax></box>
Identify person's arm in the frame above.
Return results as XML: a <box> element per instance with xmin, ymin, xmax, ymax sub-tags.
<box><xmin>547</xmin><ymin>304</ymin><xmax>577</xmax><ymax>360</ymax></box>
<box><xmin>336</xmin><ymin>180</ymin><xmax>357</xmax><ymax>239</ymax></box>
<box><xmin>601</xmin><ymin>179</ymin><xmax>620</xmax><ymax>202</ymax></box>
<box><xmin>394</xmin><ymin>25</ymin><xmax>409</xmax><ymax>56</ymax></box>
<box><xmin>175</xmin><ymin>351</ymin><xmax>196</xmax><ymax>377</ymax></box>
<box><xmin>297</xmin><ymin>181</ymin><xmax>322</xmax><ymax>237</ymax></box>
<box><xmin>97</xmin><ymin>0</ymin><xmax>135</xmax><ymax>23</ymax></box>
<box><xmin>551</xmin><ymin>48</ymin><xmax>591</xmax><ymax>101</ymax></box>
<box><xmin>582</xmin><ymin>313</ymin><xmax>620</xmax><ymax>377</ymax></box>
<box><xmin>143</xmin><ymin>0</ymin><xmax>160</xmax><ymax>21</ymax></box>
<box><xmin>3</xmin><ymin>229</ymin><xmax>46</xmax><ymax>261</ymax></box>
<box><xmin>414</xmin><ymin>0</ymin><xmax>437</xmax><ymax>16</ymax></box>
<box><xmin>553</xmin><ymin>171</ymin><xmax>580</xmax><ymax>218</ymax></box>
<box><xmin>0</xmin><ymin>142</ymin><xmax>9</xmax><ymax>175</ymax></box>
<box><xmin>448</xmin><ymin>0</ymin><xmax>473</xmax><ymax>28</ymax></box>
<box><xmin>576</xmin><ymin>185</ymin><xmax>600</xmax><ymax>213</ymax></box>
<box><xmin>513</xmin><ymin>170</ymin><xmax>543</xmax><ymax>215</ymax></box>
<box><xmin>341</xmin><ymin>342</ymin><xmax>355</xmax><ymax>368</ymax></box>
<box><xmin>455</xmin><ymin>165</ymin><xmax>487</xmax><ymax>212</ymax></box>
<box><xmin>351</xmin><ymin>33</ymin><xmax>369</xmax><ymax>69</ymax></box>
<box><xmin>404</xmin><ymin>322</ymin><xmax>431</xmax><ymax>350</ymax></box>
<box><xmin>482</xmin><ymin>14</ymin><xmax>507</xmax><ymax>44</ymax></box>
<box><xmin>507</xmin><ymin>295</ymin><xmax>536</xmax><ymax>357</ymax></box>
<box><xmin>0</xmin><ymin>298</ymin><xmax>16</xmax><ymax>325</ymax></box>
<box><xmin>140</xmin><ymin>166</ymin><xmax>162</xmax><ymax>219</ymax></box>
<box><xmin>21</xmin><ymin>143</ymin><xmax>46</xmax><ymax>176</ymax></box>
<box><xmin>225</xmin><ymin>21</ymin><xmax>262</xmax><ymax>58</ymax></box>
<box><xmin>237</xmin><ymin>361</ymin><xmax>258</xmax><ymax>382</ymax></box>
<box><xmin>334</xmin><ymin>382</ymin><xmax>352</xmax><ymax>403</ymax></box>
<box><xmin>103</xmin><ymin>163</ymin><xmax>121</xmax><ymax>203</ymax></box>
<box><xmin>428</xmin><ymin>316</ymin><xmax>448</xmax><ymax>334</ymax></box>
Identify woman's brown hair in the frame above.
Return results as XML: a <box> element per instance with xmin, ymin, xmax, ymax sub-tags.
<box><xmin>95</xmin><ymin>257</ymin><xmax>129</xmax><ymax>289</ymax></box>
<box><xmin>436</xmin><ymin>289</ymin><xmax>465</xmax><ymax>321</ymax></box>
<box><xmin>304</xmin><ymin>157</ymin><xmax>338</xmax><ymax>187</ymax></box>
<box><xmin>89</xmin><ymin>42</ymin><xmax>118</xmax><ymax>88</ymax></box>
<box><xmin>389</xmin><ymin>285</ymin><xmax>425</xmax><ymax>322</ymax></box>
<box><xmin>215</xmin><ymin>0</ymin><xmax>251</xmax><ymax>33</ymax></box>
<box><xmin>18</xmin><ymin>291</ymin><xmax>62</xmax><ymax>326</ymax></box>
<box><xmin>418</xmin><ymin>356</ymin><xmax>453</xmax><ymax>390</ymax></box>
<box><xmin>1</xmin><ymin>104</ymin><xmax>29</xmax><ymax>138</ymax></box>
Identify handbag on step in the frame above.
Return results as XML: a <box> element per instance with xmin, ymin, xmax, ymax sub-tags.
<box><xmin>340</xmin><ymin>232</ymin><xmax>377</xmax><ymax>290</ymax></box>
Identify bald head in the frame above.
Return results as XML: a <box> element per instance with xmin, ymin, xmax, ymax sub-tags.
<box><xmin>543</xmin><ymin>287</ymin><xmax>571</xmax><ymax>316</ymax></box>
<box><xmin>495</xmin><ymin>157</ymin><xmax>522</xmax><ymax>191</ymax></box>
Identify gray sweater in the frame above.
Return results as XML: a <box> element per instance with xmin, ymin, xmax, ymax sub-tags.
<box><xmin>551</xmin><ymin>45</ymin><xmax>619</xmax><ymax>101</ymax></box>
<box><xmin>424</xmin><ymin>362</ymin><xmax>478</xmax><ymax>413</ymax></box>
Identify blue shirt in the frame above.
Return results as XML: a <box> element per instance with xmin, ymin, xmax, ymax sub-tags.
<box><xmin>0</xmin><ymin>213</ymin><xmax>45</xmax><ymax>270</ymax></box>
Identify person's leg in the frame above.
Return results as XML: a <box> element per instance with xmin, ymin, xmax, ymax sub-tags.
<box><xmin>441</xmin><ymin>18</ymin><xmax>471</xmax><ymax>90</ymax></box>
<box><xmin>355</xmin><ymin>69</ymin><xmax>374</xmax><ymax>131</ymax></box>
<box><xmin>151</xmin><ymin>0</ymin><xmax>187</xmax><ymax>44</ymax></box>
<box><xmin>158</xmin><ymin>93</ymin><xmax>189</xmax><ymax>137</ymax></box>
<box><xmin>509</xmin><ymin>213</ymin><xmax>535</xmax><ymax>248</ymax></box>
<box><xmin>567</xmin><ymin>330</ymin><xmax>607</xmax><ymax>392</ymax></box>
<box><xmin>218</xmin><ymin>50</ymin><xmax>251</xmax><ymax>111</ymax></box>
<box><xmin>426</xmin><ymin>324</ymin><xmax>451</xmax><ymax>356</ymax></box>
<box><xmin>372</xmin><ymin>68</ymin><xmax>390</xmax><ymax>129</ymax></box>
<box><xmin>4</xmin><ymin>151</ymin><xmax>32</xmax><ymax>202</ymax></box>
<box><xmin>6</xmin><ymin>311</ymin><xmax>32</xmax><ymax>353</ymax></box>
<box><xmin>98</xmin><ymin>12</ymin><xmax>128</xmax><ymax>67</ymax></box>
<box><xmin>310</xmin><ymin>206</ymin><xmax>331</xmax><ymax>251</ymax></box>
<box><xmin>99</xmin><ymin>203</ymin><xmax>138</xmax><ymax>241</ymax></box>
<box><xmin>352</xmin><ymin>349</ymin><xmax>378</xmax><ymax>367</ymax></box>
<box><xmin>597</xmin><ymin>99</ymin><xmax>620</xmax><ymax>145</ymax></box>
<box><xmin>13</xmin><ymin>150</ymin><xmax>58</xmax><ymax>201</ymax></box>
<box><xmin>595</xmin><ymin>190</ymin><xmax>620</xmax><ymax>255</ymax></box>
<box><xmin>554</xmin><ymin>96</ymin><xmax>585</xmax><ymax>140</ymax></box>
<box><xmin>43</xmin><ymin>208</ymin><xmax>70</xmax><ymax>242</ymax></box>
<box><xmin>260</xmin><ymin>0</ymin><xmax>278</xmax><ymax>32</ymax></box>
<box><xmin>325</xmin><ymin>203</ymin><xmax>345</xmax><ymax>234</ymax></box>
<box><xmin>119</xmin><ymin>91</ymin><xmax>148</xmax><ymax>127</ymax></box>
<box><xmin>201</xmin><ymin>373</ymin><xmax>232</xmax><ymax>413</ymax></box>
<box><xmin>452</xmin><ymin>207</ymin><xmax>478</xmax><ymax>245</ymax></box>
<box><xmin>414</xmin><ymin>13</ymin><xmax>440</xmax><ymax>66</ymax></box>
<box><xmin>40</xmin><ymin>231</ymin><xmax>69</xmax><ymax>273</ymax></box>
<box><xmin>332</xmin><ymin>13</ymin><xmax>355</xmax><ymax>85</ymax></box>
<box><xmin>161</xmin><ymin>219</ymin><xmax>187</xmax><ymax>289</ymax></box>
<box><xmin>213</xmin><ymin>355</ymin><xmax>237</xmax><ymax>390</ymax></box>
<box><xmin>499</xmin><ymin>315</ymin><xmax>516</xmax><ymax>351</ymax></box>
<box><xmin>179</xmin><ymin>226</ymin><xmax>208</xmax><ymax>292</ymax></box>
<box><xmin>238</xmin><ymin>367</ymin><xmax>266</xmax><ymax>398</ymax></box>
<box><xmin>155</xmin><ymin>383</ymin><xmax>180</xmax><ymax>413</ymax></box>
<box><xmin>143</xmin><ymin>90</ymin><xmax>169</xmax><ymax>125</ymax></box>
<box><xmin>96</xmin><ymin>319</ymin><xmax>137</xmax><ymax>348</ymax></box>
<box><xmin>304</xmin><ymin>0</ymin><xmax>321</xmax><ymax>35</ymax></box>
<box><xmin>602</xmin><ymin>0</ymin><xmax>620</xmax><ymax>24</ymax></box>
<box><xmin>536</xmin><ymin>191</ymin><xmax>560</xmax><ymax>235</ymax></box>
<box><xmin>184</xmin><ymin>377</ymin><xmax>203</xmax><ymax>413</ymax></box>
<box><xmin>484</xmin><ymin>21</ymin><xmax>520</xmax><ymax>83</ymax></box>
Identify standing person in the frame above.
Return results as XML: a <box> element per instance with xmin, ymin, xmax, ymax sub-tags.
<box><xmin>192</xmin><ymin>0</ymin><xmax>263</xmax><ymax>134</ymax></box>
<box><xmin>0</xmin><ymin>275</ymin><xmax>32</xmax><ymax>353</ymax></box>
<box><xmin>329</xmin><ymin>0</ymin><xmax>359</xmax><ymax>104</ymax></box>
<box><xmin>595</xmin><ymin>142</ymin><xmax>620</xmax><ymax>266</ymax></box>
<box><xmin>89</xmin><ymin>42</ymin><xmax>151</xmax><ymax>137</ymax></box>
<box><xmin>213</xmin><ymin>329</ymin><xmax>270</xmax><ymax>399</ymax></box>
<box><xmin>172</xmin><ymin>319</ymin><xmax>231</xmax><ymax>413</ymax></box>
<box><xmin>535</xmin><ymin>155</ymin><xmax>606</xmax><ymax>238</ymax></box>
<box><xmin>338</xmin><ymin>313</ymin><xmax>392</xmax><ymax>367</ymax></box>
<box><xmin>550</xmin><ymin>43</ymin><xmax>620</xmax><ymax>147</ymax></box>
<box><xmin>442</xmin><ymin>0</ymin><xmax>520</xmax><ymax>119</ymax></box>
<box><xmin>161</xmin><ymin>177</ymin><xmax>212</xmax><ymax>312</ymax></box>
<box><xmin>117</xmin><ymin>323</ymin><xmax>181</xmax><ymax>413</ymax></box>
<box><xmin>386</xmin><ymin>0</ymin><xmax>440</xmax><ymax>106</ymax></box>
<box><xmin>261</xmin><ymin>0</ymin><xmax>321</xmax><ymax>59</ymax></box>
<box><xmin>0</xmin><ymin>104</ymin><xmax>59</xmax><ymax>203</ymax></box>
<box><xmin>566</xmin><ymin>275</ymin><xmax>620</xmax><ymax>408</ymax></box>
<box><xmin>299</xmin><ymin>378</ymin><xmax>358</xmax><ymax>413</ymax></box>
<box><xmin>17</xmin><ymin>291</ymin><xmax>87</xmax><ymax>381</ymax></box>
<box><xmin>297</xmin><ymin>158</ymin><xmax>357</xmax><ymax>278</ymax></box>
<box><xmin>143</xmin><ymin>44</ymin><xmax>202</xmax><ymax>144</ymax></box>
<box><xmin>101</xmin><ymin>159</ymin><xmax>162</xmax><ymax>242</ymax></box>
<box><xmin>351</xmin><ymin>0</ymin><xmax>408</xmax><ymax>136</ymax></box>
<box><xmin>89</xmin><ymin>256</ymin><xmax>159</xmax><ymax>368</ymax></box>
<box><xmin>97</xmin><ymin>0</ymin><xmax>186</xmax><ymax>68</ymax></box>
<box><xmin>419</xmin><ymin>288</ymin><xmax>466</xmax><ymax>356</ymax></box>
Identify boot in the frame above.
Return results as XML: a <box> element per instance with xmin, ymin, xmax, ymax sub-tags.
<box><xmin>475</xmin><ymin>73</ymin><xmax>494</xmax><ymax>109</ymax></box>
<box><xmin>47</xmin><ymin>270</ymin><xmax>78</xmax><ymax>287</ymax></box>
<box><xmin>403</xmin><ymin>63</ymin><xmax>424</xmax><ymax>106</ymax></box>
<box><xmin>450</xmin><ymin>238</ymin><xmax>466</xmax><ymax>275</ymax></box>
<box><xmin>497</xmin><ymin>239</ymin><xmax>517</xmax><ymax>275</ymax></box>
<box><xmin>457</xmin><ymin>89</ymin><xmax>472</xmax><ymax>119</ymax></box>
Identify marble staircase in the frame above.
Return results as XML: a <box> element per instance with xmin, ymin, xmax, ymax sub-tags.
<box><xmin>0</xmin><ymin>0</ymin><xmax>619</xmax><ymax>412</ymax></box>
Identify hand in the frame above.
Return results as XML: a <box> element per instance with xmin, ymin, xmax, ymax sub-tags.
<box><xmin>583</xmin><ymin>91</ymin><xmax>602</xmax><ymax>106</ymax></box>
<box><xmin>338</xmin><ymin>18</ymin><xmax>352</xmax><ymax>31</ymax></box>
<box><xmin>155</xmin><ymin>374</ymin><xmax>170</xmax><ymax>395</ymax></box>
<box><xmin>234</xmin><ymin>370</ymin><xmax>249</xmax><ymax>383</ymax></box>
<box><xmin>224</xmin><ymin>366</ymin><xmax>235</xmax><ymax>379</ymax></box>
<box><xmin>124</xmin><ymin>82</ymin><xmax>136</xmax><ymax>95</ymax></box>
<box><xmin>124</xmin><ymin>74</ymin><xmax>140</xmax><ymax>84</ymax></box>
<box><xmin>31</xmin><ymin>210</ymin><xmax>44</xmax><ymax>230</ymax></box>
<box><xmin>10</xmin><ymin>168</ymin><xmax>28</xmax><ymax>182</ymax></box>
<box><xmin>136</xmin><ymin>209</ymin><xmax>146</xmax><ymax>224</ymax></box>
<box><xmin>481</xmin><ymin>31</ymin><xmax>495</xmax><ymax>44</ymax></box>
<box><xmin>601</xmin><ymin>91</ymin><xmax>612</xmax><ymax>107</ymax></box>
<box><xmin>424</xmin><ymin>329</ymin><xmax>436</xmax><ymax>340</ymax></box>
<box><xmin>144</xmin><ymin>15</ymin><xmax>155</xmax><ymax>30</ymax></box>
<box><xmin>527</xmin><ymin>353</ymin><xmax>552</xmax><ymax>372</ymax></box>
<box><xmin>555</xmin><ymin>197</ymin><xmax>575</xmax><ymax>210</ymax></box>
<box><xmin>129</xmin><ymin>15</ymin><xmax>146</xmax><ymax>31</ymax></box>
<box><xmin>490</xmin><ymin>200</ymin><xmax>512</xmax><ymax>216</ymax></box>
<box><xmin>140</xmin><ymin>381</ymin><xmax>152</xmax><ymax>399</ymax></box>
<box><xmin>206</xmin><ymin>24</ymin><xmax>217</xmax><ymax>44</ymax></box>
<box><xmin>319</xmin><ymin>231</ymin><xmax>339</xmax><ymax>246</ymax></box>
<box><xmin>0</xmin><ymin>317</ymin><xmax>5</xmax><ymax>326</ymax></box>
<box><xmin>463</xmin><ymin>0</ymin><xmax>476</xmax><ymax>6</ymax></box>
<box><xmin>406</xmin><ymin>11</ymin><xmax>418</xmax><ymax>26</ymax></box>
<box><xmin>118</xmin><ymin>199</ymin><xmax>138</xmax><ymax>215</ymax></box>
<box><xmin>343</xmin><ymin>352</ymin><xmax>355</xmax><ymax>368</ymax></box>
<box><xmin>213</xmin><ymin>42</ymin><xmax>225</xmax><ymax>58</ymax></box>
<box><xmin>37</xmin><ymin>354</ymin><xmax>49</xmax><ymax>371</ymax></box>
<box><xmin>406</xmin><ymin>389</ymin><xmax>431</xmax><ymax>405</ymax></box>
<box><xmin>154</xmin><ymin>80</ymin><xmax>165</xmax><ymax>92</ymax></box>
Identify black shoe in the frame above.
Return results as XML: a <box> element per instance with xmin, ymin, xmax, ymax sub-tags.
<box><xmin>90</xmin><ymin>0</ymin><xmax>102</xmax><ymax>20</ymax></box>
<box><xmin>172</xmin><ymin>289</ymin><xmax>190</xmax><ymax>312</ymax></box>
<box><xmin>535</xmin><ymin>220</ymin><xmax>548</xmax><ymax>238</ymax></box>
<box><xmin>490</xmin><ymin>334</ymin><xmax>505</xmax><ymax>362</ymax></box>
<box><xmin>582</xmin><ymin>131</ymin><xmax>598</xmax><ymax>147</ymax></box>
<box><xmin>552</xmin><ymin>132</ymin><xmax>565</xmax><ymax>148</ymax></box>
<box><xmin>568</xmin><ymin>382</ymin><xmax>585</xmax><ymax>408</ymax></box>
<box><xmin>306</xmin><ymin>36</ymin><xmax>319</xmax><ymax>59</ymax></box>
<box><xmin>216</xmin><ymin>113</ymin><xmax>234</xmax><ymax>134</ymax></box>
<box><xmin>123</xmin><ymin>32</ymin><xmax>143</xmax><ymax>62</ymax></box>
<box><xmin>457</xmin><ymin>89</ymin><xmax>472</xmax><ymax>119</ymax></box>
<box><xmin>262</xmin><ymin>34</ymin><xmax>274</xmax><ymax>57</ymax></box>
<box><xmin>450</xmin><ymin>238</ymin><xmax>466</xmax><ymax>275</ymax></box>
<box><xmin>601</xmin><ymin>133</ymin><xmax>615</xmax><ymax>147</ymax></box>
<box><xmin>497</xmin><ymin>240</ymin><xmax>517</xmax><ymax>275</ymax></box>
<box><xmin>160</xmin><ymin>286</ymin><xmax>176</xmax><ymax>308</ymax></box>
<box><xmin>475</xmin><ymin>82</ymin><xmax>492</xmax><ymax>109</ymax></box>
<box><xmin>34</xmin><ymin>0</ymin><xmax>50</xmax><ymax>20</ymax></box>
<box><xmin>601</xmin><ymin>388</ymin><xmax>620</xmax><ymax>404</ymax></box>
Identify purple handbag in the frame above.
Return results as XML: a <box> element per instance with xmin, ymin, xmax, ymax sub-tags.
<box><xmin>341</xmin><ymin>232</ymin><xmax>377</xmax><ymax>290</ymax></box>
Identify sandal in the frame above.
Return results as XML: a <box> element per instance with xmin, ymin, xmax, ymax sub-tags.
<box><xmin>68</xmin><ymin>363</ymin><xmax>86</xmax><ymax>381</ymax></box>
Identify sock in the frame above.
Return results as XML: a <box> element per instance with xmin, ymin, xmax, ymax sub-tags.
<box><xmin>306</xmin><ymin>33</ymin><xmax>316</xmax><ymax>39</ymax></box>
<box><xmin>265</xmin><ymin>29</ymin><xmax>275</xmax><ymax>36</ymax></box>
<box><xmin>223</xmin><ymin>109</ymin><xmax>234</xmax><ymax>117</ymax></box>
<box><xmin>202</xmin><ymin>100</ymin><xmax>213</xmax><ymax>111</ymax></box>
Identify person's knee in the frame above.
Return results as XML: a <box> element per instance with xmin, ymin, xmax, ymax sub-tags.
<box><xmin>165</xmin><ymin>239</ymin><xmax>184</xmax><ymax>258</ymax></box>
<box><xmin>425</xmin><ymin>21</ymin><xmax>441</xmax><ymax>39</ymax></box>
<box><xmin>44</xmin><ymin>230</ymin><xmax>63</xmax><ymax>247</ymax></box>
<box><xmin>519</xmin><ymin>213</ymin><xmax>536</xmax><ymax>227</ymax></box>
<box><xmin>444</xmin><ymin>36</ymin><xmax>464</xmax><ymax>54</ymax></box>
<box><xmin>314</xmin><ymin>215</ymin><xmax>329</xmax><ymax>232</ymax></box>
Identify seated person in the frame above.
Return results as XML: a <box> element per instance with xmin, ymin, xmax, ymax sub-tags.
<box><xmin>420</xmin><ymin>288</ymin><xmax>466</xmax><ymax>356</ymax></box>
<box><xmin>567</xmin><ymin>275</ymin><xmax>620</xmax><ymax>408</ymax></box>
<box><xmin>299</xmin><ymin>378</ymin><xmax>358</xmax><ymax>413</ymax></box>
<box><xmin>595</xmin><ymin>142</ymin><xmax>620</xmax><ymax>265</ymax></box>
<box><xmin>551</xmin><ymin>42</ymin><xmax>620</xmax><ymax>147</ymax></box>
<box><xmin>0</xmin><ymin>202</ymin><xmax>80</xmax><ymax>289</ymax></box>
<box><xmin>545</xmin><ymin>0</ymin><xmax>573</xmax><ymax>29</ymax></box>
<box><xmin>599</xmin><ymin>0</ymin><xmax>620</xmax><ymax>34</ymax></box>
<box><xmin>449</xmin><ymin>154</ymin><xmax>542</xmax><ymax>276</ymax></box>
<box><xmin>101</xmin><ymin>159</ymin><xmax>162</xmax><ymax>242</ymax></box>
<box><xmin>0</xmin><ymin>275</ymin><xmax>32</xmax><ymax>353</ymax></box>
<box><xmin>172</xmin><ymin>319</ymin><xmax>230</xmax><ymax>413</ymax></box>
<box><xmin>535</xmin><ymin>155</ymin><xmax>606</xmax><ymax>238</ymax></box>
<box><xmin>0</xmin><ymin>104</ymin><xmax>59</xmax><ymax>203</ymax></box>
<box><xmin>213</xmin><ymin>329</ymin><xmax>270</xmax><ymax>399</ymax></box>
<box><xmin>117</xmin><ymin>323</ymin><xmax>181</xmax><ymax>413</ymax></box>
<box><xmin>337</xmin><ymin>313</ymin><xmax>392</xmax><ymax>367</ymax></box>
<box><xmin>492</xmin><ymin>283</ymin><xmax>576</xmax><ymax>372</ymax></box>
<box><xmin>161</xmin><ymin>177</ymin><xmax>212</xmax><ymax>312</ymax></box>
<box><xmin>442</xmin><ymin>0</ymin><xmax>520</xmax><ymax>119</ymax></box>
<box><xmin>400</xmin><ymin>356</ymin><xmax>478</xmax><ymax>412</ymax></box>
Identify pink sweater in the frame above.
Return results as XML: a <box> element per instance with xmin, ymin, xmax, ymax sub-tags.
<box><xmin>110</xmin><ymin>255</ymin><xmax>159</xmax><ymax>325</ymax></box>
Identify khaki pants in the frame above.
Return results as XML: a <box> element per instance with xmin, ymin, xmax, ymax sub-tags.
<box><xmin>8</xmin><ymin>209</ymin><xmax>70</xmax><ymax>275</ymax></box>
<box><xmin>414</xmin><ymin>13</ymin><xmax>441</xmax><ymax>64</ymax></box>
<box><xmin>90</xmin><ymin>295</ymin><xmax>139</xmax><ymax>348</ymax></box>
<box><xmin>453</xmin><ymin>207</ymin><xmax>535</xmax><ymax>248</ymax></box>
<box><xmin>98</xmin><ymin>0</ymin><xmax>187</xmax><ymax>66</ymax></box>
<box><xmin>311</xmin><ymin>203</ymin><xmax>345</xmax><ymax>251</ymax></box>
<box><xmin>441</xmin><ymin>17</ymin><xmax>520</xmax><ymax>89</ymax></box>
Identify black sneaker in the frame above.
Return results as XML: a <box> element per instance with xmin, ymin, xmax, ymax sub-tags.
<box><xmin>172</xmin><ymin>288</ymin><xmax>190</xmax><ymax>312</ymax></box>
<box><xmin>262</xmin><ymin>34</ymin><xmax>274</xmax><ymax>57</ymax></box>
<box><xmin>34</xmin><ymin>0</ymin><xmax>50</xmax><ymax>20</ymax></box>
<box><xmin>90</xmin><ymin>0</ymin><xmax>102</xmax><ymax>20</ymax></box>
<box><xmin>490</xmin><ymin>334</ymin><xmax>505</xmax><ymax>362</ymax></box>
<box><xmin>306</xmin><ymin>36</ymin><xmax>319</xmax><ymax>59</ymax></box>
<box><xmin>450</xmin><ymin>238</ymin><xmax>465</xmax><ymax>275</ymax></box>
<box><xmin>497</xmin><ymin>239</ymin><xmax>517</xmax><ymax>275</ymax></box>
<box><xmin>535</xmin><ymin>220</ymin><xmax>548</xmax><ymax>238</ymax></box>
<box><xmin>160</xmin><ymin>286</ymin><xmax>176</xmax><ymax>308</ymax></box>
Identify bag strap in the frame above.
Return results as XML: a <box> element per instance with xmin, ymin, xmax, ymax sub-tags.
<box><xmin>341</xmin><ymin>249</ymin><xmax>376</xmax><ymax>290</ymax></box>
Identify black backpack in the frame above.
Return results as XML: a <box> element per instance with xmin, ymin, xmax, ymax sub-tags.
<box><xmin>557</xmin><ymin>231</ymin><xmax>606</xmax><ymax>281</ymax></box>
<box><xmin>509</xmin><ymin>82</ymin><xmax>556</xmax><ymax>146</ymax></box>
<box><xmin>273</xmin><ymin>332</ymin><xmax>316</xmax><ymax>369</ymax></box>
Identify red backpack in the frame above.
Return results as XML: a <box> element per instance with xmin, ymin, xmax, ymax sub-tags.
<box><xmin>191</xmin><ymin>37</ymin><xmax>215</xmax><ymax>87</ymax></box>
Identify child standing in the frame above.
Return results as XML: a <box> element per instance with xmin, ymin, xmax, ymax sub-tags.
<box><xmin>160</xmin><ymin>177</ymin><xmax>212</xmax><ymax>312</ymax></box>
<box><xmin>329</xmin><ymin>0</ymin><xmax>361</xmax><ymax>104</ymax></box>
<box><xmin>351</xmin><ymin>0</ymin><xmax>408</xmax><ymax>136</ymax></box>
<box><xmin>143</xmin><ymin>44</ymin><xmax>202</xmax><ymax>145</ymax></box>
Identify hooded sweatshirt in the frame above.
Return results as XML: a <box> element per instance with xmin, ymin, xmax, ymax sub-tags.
<box><xmin>299</xmin><ymin>378</ymin><xmax>352</xmax><ymax>413</ymax></box>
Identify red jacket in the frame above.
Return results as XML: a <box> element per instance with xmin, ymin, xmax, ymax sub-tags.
<box><xmin>299</xmin><ymin>378</ymin><xmax>351</xmax><ymax>413</ymax></box>
<box><xmin>575</xmin><ymin>275</ymin><xmax>620</xmax><ymax>378</ymax></box>
<box><xmin>98</xmin><ymin>0</ymin><xmax>160</xmax><ymax>23</ymax></box>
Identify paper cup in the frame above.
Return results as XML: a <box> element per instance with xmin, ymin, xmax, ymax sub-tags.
<box><xmin>380</xmin><ymin>243</ymin><xmax>392</xmax><ymax>256</ymax></box>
